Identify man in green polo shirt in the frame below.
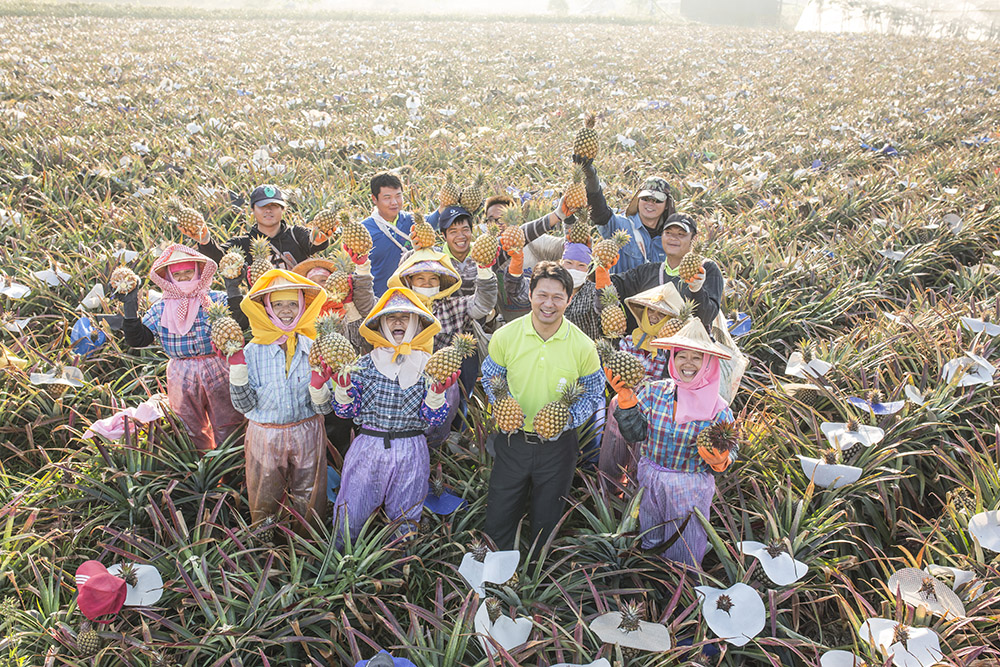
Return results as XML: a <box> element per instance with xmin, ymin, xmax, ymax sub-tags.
<box><xmin>481</xmin><ymin>261</ymin><xmax>604</xmax><ymax>552</ymax></box>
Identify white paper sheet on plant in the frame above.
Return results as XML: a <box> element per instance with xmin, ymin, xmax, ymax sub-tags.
<box><xmin>820</xmin><ymin>650</ymin><xmax>865</xmax><ymax>667</ymax></box>
<box><xmin>968</xmin><ymin>510</ymin><xmax>1000</xmax><ymax>553</ymax></box>
<box><xmin>821</xmin><ymin>422</ymin><xmax>885</xmax><ymax>450</ymax></box>
<box><xmin>694</xmin><ymin>583</ymin><xmax>765</xmax><ymax>647</ymax></box>
<box><xmin>857</xmin><ymin>618</ymin><xmax>942</xmax><ymax>667</ymax></box>
<box><xmin>942</xmin><ymin>352</ymin><xmax>995</xmax><ymax>387</ymax></box>
<box><xmin>797</xmin><ymin>455</ymin><xmax>862</xmax><ymax>489</ymax></box>
<box><xmin>886</xmin><ymin>568</ymin><xmax>965</xmax><ymax>618</ymax></box>
<box><xmin>107</xmin><ymin>563</ymin><xmax>163</xmax><ymax>606</ymax></box>
<box><xmin>474</xmin><ymin>600</ymin><xmax>532</xmax><ymax>656</ymax></box>
<box><xmin>551</xmin><ymin>660</ymin><xmax>611</xmax><ymax>667</ymax></box>
<box><xmin>79</xmin><ymin>283</ymin><xmax>105</xmax><ymax>311</ymax></box>
<box><xmin>458</xmin><ymin>549</ymin><xmax>519</xmax><ymax>597</ymax></box>
<box><xmin>589</xmin><ymin>612</ymin><xmax>671</xmax><ymax>651</ymax></box>
<box><xmin>959</xmin><ymin>316</ymin><xmax>1000</xmax><ymax>337</ymax></box>
<box><xmin>739</xmin><ymin>541</ymin><xmax>808</xmax><ymax>586</ymax></box>
<box><xmin>784</xmin><ymin>351</ymin><xmax>832</xmax><ymax>379</ymax></box>
<box><xmin>29</xmin><ymin>366</ymin><xmax>85</xmax><ymax>388</ymax></box>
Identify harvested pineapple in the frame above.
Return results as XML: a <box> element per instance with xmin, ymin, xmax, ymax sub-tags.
<box><xmin>340</xmin><ymin>210</ymin><xmax>373</xmax><ymax>256</ymax></box>
<box><xmin>167</xmin><ymin>198</ymin><xmax>206</xmax><ymax>240</ymax></box>
<box><xmin>409</xmin><ymin>211</ymin><xmax>436</xmax><ymax>250</ymax></box>
<box><xmin>572</xmin><ymin>113</ymin><xmax>599</xmax><ymax>162</ymax></box>
<box><xmin>309</xmin><ymin>312</ymin><xmax>356</xmax><ymax>372</ymax></box>
<box><xmin>207</xmin><ymin>302</ymin><xmax>244</xmax><ymax>356</ymax></box>
<box><xmin>322</xmin><ymin>253</ymin><xmax>355</xmax><ymax>303</ymax></box>
<box><xmin>597</xmin><ymin>338</ymin><xmax>645</xmax><ymax>388</ymax></box>
<box><xmin>247</xmin><ymin>237</ymin><xmax>274</xmax><ymax>286</ymax></box>
<box><xmin>459</xmin><ymin>172</ymin><xmax>486</xmax><ymax>212</ymax></box>
<box><xmin>109</xmin><ymin>266</ymin><xmax>139</xmax><ymax>294</ymax></box>
<box><xmin>533</xmin><ymin>381</ymin><xmax>584</xmax><ymax>440</ymax></box>
<box><xmin>490</xmin><ymin>375</ymin><xmax>525</xmax><ymax>433</ymax></box>
<box><xmin>218</xmin><ymin>248</ymin><xmax>246</xmax><ymax>280</ymax></box>
<box><xmin>599</xmin><ymin>287</ymin><xmax>627</xmax><ymax>338</ymax></box>
<box><xmin>696</xmin><ymin>421</ymin><xmax>741</xmax><ymax>457</ymax></box>
<box><xmin>425</xmin><ymin>333</ymin><xmax>477</xmax><ymax>383</ymax></box>
<box><xmin>657</xmin><ymin>299</ymin><xmax>697</xmax><ymax>338</ymax></box>
<box><xmin>592</xmin><ymin>230</ymin><xmax>630</xmax><ymax>268</ymax></box>
<box><xmin>563</xmin><ymin>165</ymin><xmax>588</xmax><ymax>211</ymax></box>
<box><xmin>470</xmin><ymin>225</ymin><xmax>500</xmax><ymax>266</ymax></box>
<box><xmin>678</xmin><ymin>248</ymin><xmax>705</xmax><ymax>282</ymax></box>
<box><xmin>439</xmin><ymin>169</ymin><xmax>461</xmax><ymax>208</ymax></box>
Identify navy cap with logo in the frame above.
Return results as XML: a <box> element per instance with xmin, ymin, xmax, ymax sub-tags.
<box><xmin>663</xmin><ymin>213</ymin><xmax>697</xmax><ymax>235</ymax></box>
<box><xmin>438</xmin><ymin>205</ymin><xmax>473</xmax><ymax>232</ymax></box>
<box><xmin>249</xmin><ymin>184</ymin><xmax>286</xmax><ymax>208</ymax></box>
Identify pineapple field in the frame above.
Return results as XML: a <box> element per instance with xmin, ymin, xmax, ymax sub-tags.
<box><xmin>3</xmin><ymin>2</ymin><xmax>1000</xmax><ymax>665</ymax></box>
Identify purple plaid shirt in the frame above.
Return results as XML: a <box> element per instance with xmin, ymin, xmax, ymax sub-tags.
<box><xmin>333</xmin><ymin>355</ymin><xmax>448</xmax><ymax>431</ymax></box>
<box><xmin>636</xmin><ymin>379</ymin><xmax>735</xmax><ymax>474</ymax></box>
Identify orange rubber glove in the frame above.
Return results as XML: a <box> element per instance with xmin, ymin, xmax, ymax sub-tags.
<box><xmin>594</xmin><ymin>265</ymin><xmax>611</xmax><ymax>290</ymax></box>
<box><xmin>604</xmin><ymin>368</ymin><xmax>637</xmax><ymax>409</ymax></box>
<box><xmin>698</xmin><ymin>445</ymin><xmax>731</xmax><ymax>473</ymax></box>
<box><xmin>507</xmin><ymin>250</ymin><xmax>524</xmax><ymax>277</ymax></box>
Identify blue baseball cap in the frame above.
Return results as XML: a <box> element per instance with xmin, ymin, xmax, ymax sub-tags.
<box><xmin>438</xmin><ymin>205</ymin><xmax>472</xmax><ymax>232</ymax></box>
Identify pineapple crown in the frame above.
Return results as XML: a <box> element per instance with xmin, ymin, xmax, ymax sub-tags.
<box><xmin>594</xmin><ymin>338</ymin><xmax>615</xmax><ymax>363</ymax></box>
<box><xmin>822</xmin><ymin>449</ymin><xmax>839</xmax><ymax>465</ymax></box>
<box><xmin>583</xmin><ymin>113</ymin><xmax>596</xmax><ymax>129</ymax></box>
<box><xmin>489</xmin><ymin>374</ymin><xmax>511</xmax><ymax>399</ymax></box>
<box><xmin>558</xmin><ymin>381</ymin><xmax>585</xmax><ymax>407</ymax></box>
<box><xmin>617</xmin><ymin>600</ymin><xmax>644</xmax><ymax>633</ymax></box>
<box><xmin>797</xmin><ymin>340</ymin><xmax>814</xmax><ymax>363</ymax></box>
<box><xmin>764</xmin><ymin>540</ymin><xmax>787</xmax><ymax>558</ymax></box>
<box><xmin>501</xmin><ymin>205</ymin><xmax>522</xmax><ymax>227</ymax></box>
<box><xmin>599</xmin><ymin>286</ymin><xmax>621</xmax><ymax>308</ymax></box>
<box><xmin>117</xmin><ymin>562</ymin><xmax>138</xmax><ymax>587</ymax></box>
<box><xmin>701</xmin><ymin>421</ymin><xmax>741</xmax><ymax>452</ymax></box>
<box><xmin>206</xmin><ymin>301</ymin><xmax>233</xmax><ymax>321</ymax></box>
<box><xmin>315</xmin><ymin>312</ymin><xmax>345</xmax><ymax>336</ymax></box>
<box><xmin>469</xmin><ymin>538</ymin><xmax>489</xmax><ymax>563</ymax></box>
<box><xmin>412</xmin><ymin>210</ymin><xmax>425</xmax><ymax>227</ymax></box>
<box><xmin>250</xmin><ymin>236</ymin><xmax>273</xmax><ymax>258</ymax></box>
<box><xmin>451</xmin><ymin>333</ymin><xmax>478</xmax><ymax>359</ymax></box>
<box><xmin>485</xmin><ymin>596</ymin><xmax>503</xmax><ymax>624</ymax></box>
<box><xmin>611</xmin><ymin>230</ymin><xmax>631</xmax><ymax>248</ymax></box>
<box><xmin>570</xmin><ymin>164</ymin><xmax>586</xmax><ymax>185</ymax></box>
<box><xmin>715</xmin><ymin>594</ymin><xmax>734</xmax><ymax>615</ymax></box>
<box><xmin>891</xmin><ymin>623</ymin><xmax>910</xmax><ymax>649</ymax></box>
<box><xmin>338</xmin><ymin>210</ymin><xmax>352</xmax><ymax>226</ymax></box>
<box><xmin>845</xmin><ymin>417</ymin><xmax>860</xmax><ymax>432</ymax></box>
<box><xmin>917</xmin><ymin>577</ymin><xmax>938</xmax><ymax>601</ymax></box>
<box><xmin>865</xmin><ymin>388</ymin><xmax>883</xmax><ymax>404</ymax></box>
<box><xmin>674</xmin><ymin>298</ymin><xmax>697</xmax><ymax>321</ymax></box>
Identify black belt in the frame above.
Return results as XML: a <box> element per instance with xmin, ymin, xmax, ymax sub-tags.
<box><xmin>358</xmin><ymin>427</ymin><xmax>424</xmax><ymax>449</ymax></box>
<box><xmin>512</xmin><ymin>430</ymin><xmax>545</xmax><ymax>445</ymax></box>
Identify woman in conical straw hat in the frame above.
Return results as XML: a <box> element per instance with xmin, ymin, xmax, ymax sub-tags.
<box><xmin>226</xmin><ymin>269</ymin><xmax>333</xmax><ymax>529</ymax></box>
<box><xmin>331</xmin><ymin>287</ymin><xmax>458</xmax><ymax>543</ymax></box>
<box><xmin>607</xmin><ymin>318</ymin><xmax>737</xmax><ymax>566</ymax></box>
<box><xmin>119</xmin><ymin>244</ymin><xmax>244</xmax><ymax>453</ymax></box>
<box><xmin>598</xmin><ymin>282</ymin><xmax>684</xmax><ymax>484</ymax></box>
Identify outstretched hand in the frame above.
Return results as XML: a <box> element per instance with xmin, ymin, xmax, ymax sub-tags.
<box><xmin>604</xmin><ymin>368</ymin><xmax>637</xmax><ymax>409</ymax></box>
<box><xmin>685</xmin><ymin>266</ymin><xmax>706</xmax><ymax>293</ymax></box>
<box><xmin>431</xmin><ymin>370</ymin><xmax>461</xmax><ymax>394</ymax></box>
<box><xmin>698</xmin><ymin>445</ymin><xmax>731</xmax><ymax>472</ymax></box>
<box><xmin>345</xmin><ymin>246</ymin><xmax>369</xmax><ymax>266</ymax></box>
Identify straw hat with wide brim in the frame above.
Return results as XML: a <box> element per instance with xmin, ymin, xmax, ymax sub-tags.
<box><xmin>152</xmin><ymin>247</ymin><xmax>211</xmax><ymax>277</ymax></box>
<box><xmin>624</xmin><ymin>283</ymin><xmax>684</xmax><ymax>324</ymax></box>
<box><xmin>291</xmin><ymin>258</ymin><xmax>337</xmax><ymax>278</ymax></box>
<box><xmin>363</xmin><ymin>290</ymin><xmax>437</xmax><ymax>330</ymax></box>
<box><xmin>248</xmin><ymin>275</ymin><xmax>322</xmax><ymax>306</ymax></box>
<box><xmin>651</xmin><ymin>318</ymin><xmax>732</xmax><ymax>360</ymax></box>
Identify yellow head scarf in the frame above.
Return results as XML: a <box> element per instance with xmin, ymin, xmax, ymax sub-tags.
<box><xmin>360</xmin><ymin>287</ymin><xmax>440</xmax><ymax>356</ymax></box>
<box><xmin>387</xmin><ymin>248</ymin><xmax>462</xmax><ymax>306</ymax></box>
<box><xmin>625</xmin><ymin>283</ymin><xmax>684</xmax><ymax>354</ymax></box>
<box><xmin>241</xmin><ymin>269</ymin><xmax>327</xmax><ymax>371</ymax></box>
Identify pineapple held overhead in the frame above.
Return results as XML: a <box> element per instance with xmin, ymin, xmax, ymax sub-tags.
<box><xmin>678</xmin><ymin>247</ymin><xmax>705</xmax><ymax>283</ymax></box>
<box><xmin>439</xmin><ymin>169</ymin><xmax>461</xmax><ymax>208</ymax></box>
<box><xmin>167</xmin><ymin>198</ymin><xmax>206</xmax><ymax>240</ymax></box>
<box><xmin>593</xmin><ymin>230</ymin><xmax>630</xmax><ymax>268</ymax></box>
<box><xmin>563</xmin><ymin>165</ymin><xmax>588</xmax><ymax>212</ymax></box>
<box><xmin>566</xmin><ymin>205</ymin><xmax>593</xmax><ymax>246</ymax></box>
<box><xmin>470</xmin><ymin>225</ymin><xmax>500</xmax><ymax>267</ymax></box>
<box><xmin>409</xmin><ymin>211</ymin><xmax>437</xmax><ymax>250</ymax></box>
<box><xmin>109</xmin><ymin>266</ymin><xmax>139</xmax><ymax>294</ymax></box>
<box><xmin>340</xmin><ymin>210</ymin><xmax>373</xmax><ymax>256</ymax></box>
<box><xmin>207</xmin><ymin>302</ymin><xmax>244</xmax><ymax>356</ymax></box>
<box><xmin>499</xmin><ymin>206</ymin><xmax>525</xmax><ymax>252</ymax></box>
<box><xmin>322</xmin><ymin>253</ymin><xmax>355</xmax><ymax>303</ymax></box>
<box><xmin>572</xmin><ymin>113</ymin><xmax>599</xmax><ymax>162</ymax></box>
<box><xmin>311</xmin><ymin>205</ymin><xmax>340</xmax><ymax>237</ymax></box>
<box><xmin>533</xmin><ymin>381</ymin><xmax>584</xmax><ymax>440</ymax></box>
<box><xmin>247</xmin><ymin>237</ymin><xmax>274</xmax><ymax>287</ymax></box>
<box><xmin>459</xmin><ymin>172</ymin><xmax>486</xmax><ymax>212</ymax></box>
<box><xmin>600</xmin><ymin>286</ymin><xmax>627</xmax><ymax>338</ymax></box>
<box><xmin>218</xmin><ymin>248</ymin><xmax>246</xmax><ymax>280</ymax></box>
<box><xmin>425</xmin><ymin>333</ymin><xmax>477</xmax><ymax>383</ymax></box>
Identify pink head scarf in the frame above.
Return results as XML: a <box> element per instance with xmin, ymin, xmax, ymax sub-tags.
<box><xmin>263</xmin><ymin>291</ymin><xmax>305</xmax><ymax>345</ymax></box>
<box><xmin>668</xmin><ymin>349</ymin><xmax>727</xmax><ymax>424</ymax></box>
<box><xmin>148</xmin><ymin>244</ymin><xmax>216</xmax><ymax>336</ymax></box>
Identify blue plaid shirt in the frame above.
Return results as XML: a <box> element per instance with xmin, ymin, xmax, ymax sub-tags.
<box><xmin>142</xmin><ymin>291</ymin><xmax>227</xmax><ymax>359</ymax></box>
<box><xmin>635</xmin><ymin>379</ymin><xmax>735</xmax><ymax>473</ymax></box>
<box><xmin>333</xmin><ymin>354</ymin><xmax>448</xmax><ymax>431</ymax></box>
<box><xmin>230</xmin><ymin>335</ymin><xmax>332</xmax><ymax>424</ymax></box>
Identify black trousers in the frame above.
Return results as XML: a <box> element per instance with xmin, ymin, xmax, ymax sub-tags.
<box><xmin>484</xmin><ymin>430</ymin><xmax>579</xmax><ymax>552</ymax></box>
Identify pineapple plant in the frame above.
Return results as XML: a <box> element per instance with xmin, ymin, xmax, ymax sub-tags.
<box><xmin>840</xmin><ymin>416</ymin><xmax>863</xmax><ymax>461</ymax></box>
<box><xmin>459</xmin><ymin>172</ymin><xmax>486</xmax><ymax>212</ymax></box>
<box><xmin>657</xmin><ymin>299</ymin><xmax>697</xmax><ymax>338</ymax></box>
<box><xmin>340</xmin><ymin>210</ymin><xmax>373</xmax><ymax>256</ymax></box>
<box><xmin>218</xmin><ymin>248</ymin><xmax>246</xmax><ymax>280</ymax></box>
<box><xmin>677</xmin><ymin>248</ymin><xmax>705</xmax><ymax>282</ymax></box>
<box><xmin>167</xmin><ymin>198</ymin><xmax>206</xmax><ymax>239</ymax></box>
<box><xmin>439</xmin><ymin>169</ymin><xmax>461</xmax><ymax>208</ymax></box>
<box><xmin>592</xmin><ymin>230</ymin><xmax>630</xmax><ymax>267</ymax></box>
<box><xmin>696</xmin><ymin>421</ymin><xmax>741</xmax><ymax>457</ymax></box>
<box><xmin>468</xmin><ymin>537</ymin><xmax>489</xmax><ymax>563</ymax></box>
<box><xmin>470</xmin><ymin>225</ymin><xmax>500</xmax><ymax>267</ymax></box>
<box><xmin>485</xmin><ymin>596</ymin><xmax>503</xmax><ymax>625</ymax></box>
<box><xmin>616</xmin><ymin>600</ymin><xmax>644</xmax><ymax>662</ymax></box>
<box><xmin>322</xmin><ymin>253</ymin><xmax>355</xmax><ymax>302</ymax></box>
<box><xmin>207</xmin><ymin>302</ymin><xmax>244</xmax><ymax>356</ymax></box>
<box><xmin>533</xmin><ymin>381</ymin><xmax>584</xmax><ymax>440</ymax></box>
<box><xmin>572</xmin><ymin>113</ymin><xmax>599</xmax><ymax>162</ymax></box>
<box><xmin>892</xmin><ymin>623</ymin><xmax>910</xmax><ymax>650</ymax></box>
<box><xmin>109</xmin><ymin>265</ymin><xmax>139</xmax><ymax>294</ymax></box>
<box><xmin>117</xmin><ymin>562</ymin><xmax>138</xmax><ymax>587</ymax></box>
<box><xmin>947</xmin><ymin>487</ymin><xmax>976</xmax><ymax>514</ymax></box>
<box><xmin>749</xmin><ymin>540</ymin><xmax>787</xmax><ymax>586</ymax></box>
<box><xmin>563</xmin><ymin>165</ymin><xmax>588</xmax><ymax>212</ymax></box>
<box><xmin>309</xmin><ymin>312</ymin><xmax>356</xmax><ymax>372</ymax></box>
<box><xmin>409</xmin><ymin>211</ymin><xmax>436</xmax><ymax>250</ymax></box>
<box><xmin>425</xmin><ymin>333</ymin><xmax>477</xmax><ymax>383</ymax></box>
<box><xmin>78</xmin><ymin>623</ymin><xmax>101</xmax><ymax>657</ymax></box>
<box><xmin>247</xmin><ymin>236</ymin><xmax>274</xmax><ymax>286</ymax></box>
<box><xmin>490</xmin><ymin>375</ymin><xmax>525</xmax><ymax>433</ymax></box>
<box><xmin>600</xmin><ymin>287</ymin><xmax>627</xmax><ymax>338</ymax></box>
<box><xmin>597</xmin><ymin>338</ymin><xmax>645</xmax><ymax>388</ymax></box>
<box><xmin>785</xmin><ymin>383</ymin><xmax>819</xmax><ymax>406</ymax></box>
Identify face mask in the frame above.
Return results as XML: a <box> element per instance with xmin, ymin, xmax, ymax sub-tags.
<box><xmin>413</xmin><ymin>285</ymin><xmax>440</xmax><ymax>298</ymax></box>
<box><xmin>567</xmin><ymin>269</ymin><xmax>587</xmax><ymax>289</ymax></box>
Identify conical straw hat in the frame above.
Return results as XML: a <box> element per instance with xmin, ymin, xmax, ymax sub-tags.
<box><xmin>651</xmin><ymin>318</ymin><xmax>732</xmax><ymax>360</ymax></box>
